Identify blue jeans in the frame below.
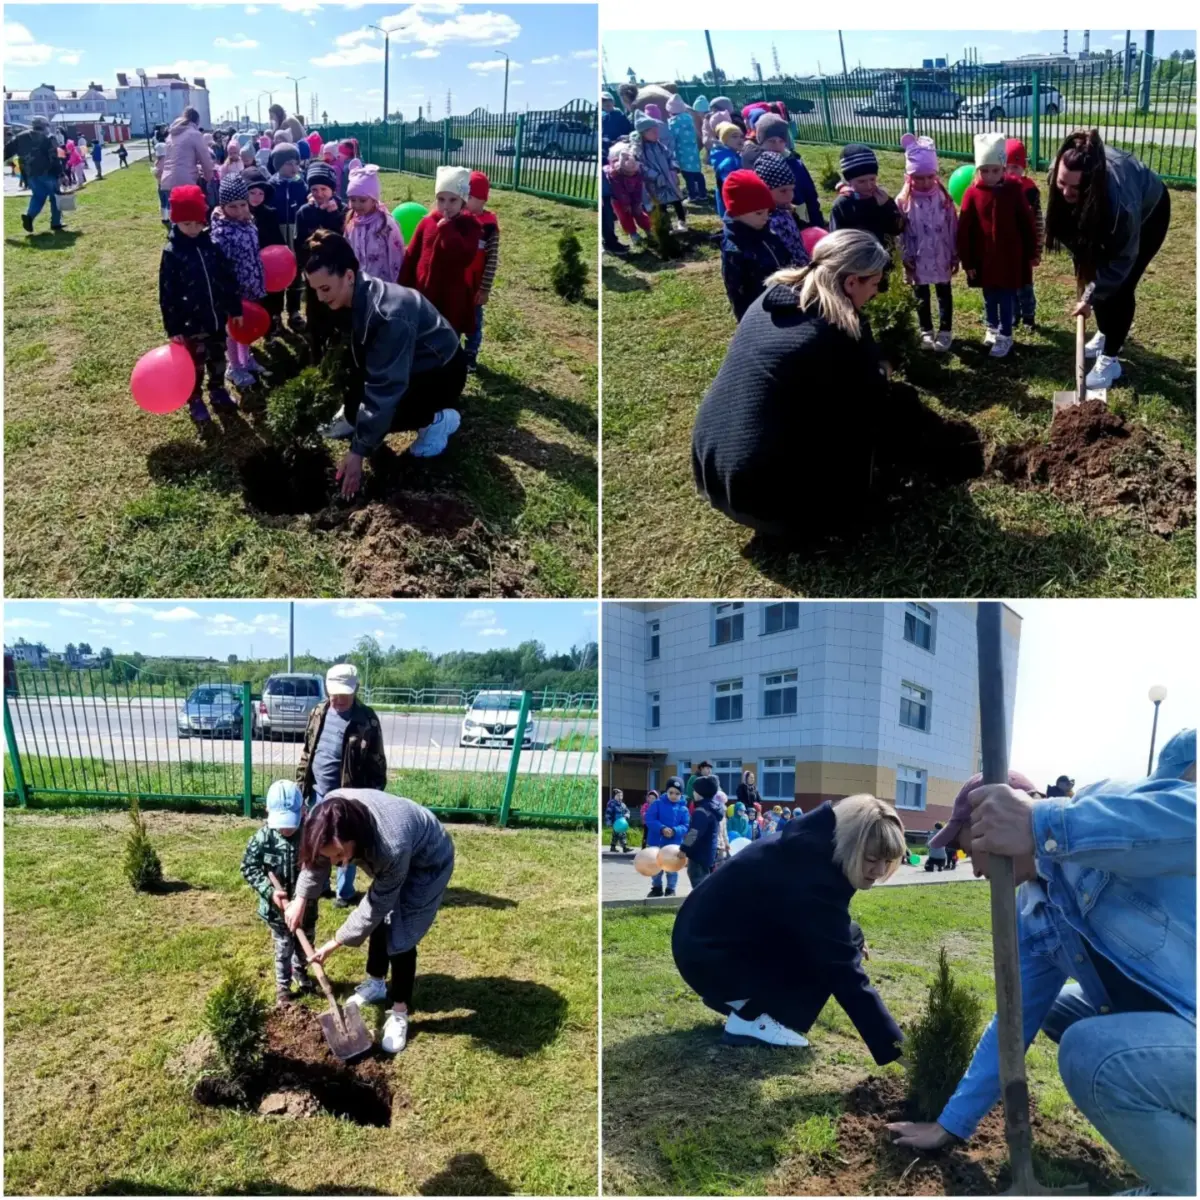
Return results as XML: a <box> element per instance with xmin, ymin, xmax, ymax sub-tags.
<box><xmin>650</xmin><ymin>870</ymin><xmax>678</xmax><ymax>891</ymax></box>
<box><xmin>464</xmin><ymin>304</ymin><xmax>484</xmax><ymax>359</ymax></box>
<box><xmin>1045</xmin><ymin>983</ymin><xmax>1195</xmax><ymax>1195</ymax></box>
<box><xmin>681</xmin><ymin>170</ymin><xmax>707</xmax><ymax>200</ymax></box>
<box><xmin>312</xmin><ymin>793</ymin><xmax>358</xmax><ymax>901</ymax></box>
<box><xmin>1017</xmin><ymin>283</ymin><xmax>1036</xmax><ymax>321</ymax></box>
<box><xmin>26</xmin><ymin>175</ymin><xmax>61</xmax><ymax>226</ymax></box>
<box><xmin>983</xmin><ymin>288</ymin><xmax>1015</xmax><ymax>337</ymax></box>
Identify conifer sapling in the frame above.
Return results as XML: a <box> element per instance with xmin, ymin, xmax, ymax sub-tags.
<box><xmin>551</xmin><ymin>229</ymin><xmax>588</xmax><ymax>302</ymax></box>
<box><xmin>124</xmin><ymin>796</ymin><xmax>163</xmax><ymax>892</ymax></box>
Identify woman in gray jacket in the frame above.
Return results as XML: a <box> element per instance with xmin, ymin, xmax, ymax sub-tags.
<box><xmin>1045</xmin><ymin>130</ymin><xmax>1169</xmax><ymax>390</ymax></box>
<box><xmin>285</xmin><ymin>789</ymin><xmax>455</xmax><ymax>1054</ymax></box>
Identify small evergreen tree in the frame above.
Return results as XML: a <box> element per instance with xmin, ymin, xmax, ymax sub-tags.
<box><xmin>820</xmin><ymin>154</ymin><xmax>841</xmax><ymax>192</ymax></box>
<box><xmin>550</xmin><ymin>230</ymin><xmax>588</xmax><ymax>302</ymax></box>
<box><xmin>647</xmin><ymin>198</ymin><xmax>683</xmax><ymax>260</ymax></box>
<box><xmin>905</xmin><ymin>948</ymin><xmax>985</xmax><ymax>1121</ymax></box>
<box><xmin>204</xmin><ymin>968</ymin><xmax>268</xmax><ymax>1081</ymax></box>
<box><xmin>124</xmin><ymin>796</ymin><xmax>163</xmax><ymax>892</ymax></box>
<box><xmin>864</xmin><ymin>247</ymin><xmax>920</xmax><ymax>367</ymax></box>
<box><xmin>264</xmin><ymin>342</ymin><xmax>347</xmax><ymax>449</ymax></box>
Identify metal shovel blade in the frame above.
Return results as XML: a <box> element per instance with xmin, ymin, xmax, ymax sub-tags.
<box><xmin>318</xmin><ymin>1001</ymin><xmax>374</xmax><ymax>1062</ymax></box>
<box><xmin>1052</xmin><ymin>387</ymin><xmax>1108</xmax><ymax>413</ymax></box>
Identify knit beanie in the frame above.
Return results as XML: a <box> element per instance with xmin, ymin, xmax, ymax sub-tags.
<box><xmin>297</xmin><ymin>139</ymin><xmax>311</xmax><ymax>162</ymax></box>
<box><xmin>665</xmin><ymin>94</ymin><xmax>686</xmax><ymax>116</ymax></box>
<box><xmin>753</xmin><ymin>150</ymin><xmax>794</xmax><ymax>191</ymax></box>
<box><xmin>241</xmin><ymin>166</ymin><xmax>273</xmax><ymax>200</ymax></box>
<box><xmin>218</xmin><ymin>174</ymin><xmax>249</xmax><ymax>206</ymax></box>
<box><xmin>974</xmin><ymin>131</ymin><xmax>1007</xmax><ymax>168</ymax></box>
<box><xmin>755</xmin><ymin>112</ymin><xmax>790</xmax><ymax>146</ymax></box>
<box><xmin>271</xmin><ymin>143</ymin><xmax>300</xmax><ymax>170</ymax></box>
<box><xmin>693</xmin><ymin>95</ymin><xmax>710</xmax><ymax>113</ymax></box>
<box><xmin>469</xmin><ymin>170</ymin><xmax>490</xmax><ymax>200</ymax></box>
<box><xmin>840</xmin><ymin>142</ymin><xmax>878</xmax><ymax>180</ymax></box>
<box><xmin>169</xmin><ymin>184</ymin><xmax>208</xmax><ymax>225</ymax></box>
<box><xmin>901</xmin><ymin>132</ymin><xmax>938</xmax><ymax>176</ymax></box>
<box><xmin>338</xmin><ymin>138</ymin><xmax>359</xmax><ymax>159</ymax></box>
<box><xmin>692</xmin><ymin>775</ymin><xmax>720</xmax><ymax>801</ymax></box>
<box><xmin>711</xmin><ymin>96</ymin><xmax>733</xmax><ymax>113</ymax></box>
<box><xmin>1005</xmin><ymin>137</ymin><xmax>1027</xmax><ymax>170</ymax></box>
<box><xmin>272</xmin><ymin>129</ymin><xmax>290</xmax><ymax>145</ymax></box>
<box><xmin>607</xmin><ymin>142</ymin><xmax>634</xmax><ymax>168</ymax></box>
<box><xmin>643</xmin><ymin>103</ymin><xmax>664</xmax><ymax>120</ymax></box>
<box><xmin>434</xmin><ymin>164</ymin><xmax>470</xmax><ymax>198</ymax></box>
<box><xmin>716</xmin><ymin>122</ymin><xmax>741</xmax><ymax>147</ymax></box>
<box><xmin>305</xmin><ymin>160</ymin><xmax>337</xmax><ymax>191</ymax></box>
<box><xmin>634</xmin><ymin>113</ymin><xmax>657</xmax><ymax>134</ymax></box>
<box><xmin>346</xmin><ymin>164</ymin><xmax>381</xmax><ymax>201</ymax></box>
<box><xmin>722</xmin><ymin>169</ymin><xmax>774</xmax><ymax>218</ymax></box>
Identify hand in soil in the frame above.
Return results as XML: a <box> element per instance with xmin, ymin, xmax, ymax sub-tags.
<box><xmin>886</xmin><ymin>1120</ymin><xmax>955</xmax><ymax>1151</ymax></box>
<box><xmin>337</xmin><ymin>451</ymin><xmax>363</xmax><ymax>499</ymax></box>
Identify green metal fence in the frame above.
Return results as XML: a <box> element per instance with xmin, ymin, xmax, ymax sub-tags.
<box><xmin>311</xmin><ymin>99</ymin><xmax>597</xmax><ymax>207</ymax></box>
<box><xmin>3</xmin><ymin>671</ymin><xmax>598</xmax><ymax>825</ymax></box>
<box><xmin>615</xmin><ymin>55</ymin><xmax>1195</xmax><ymax>184</ymax></box>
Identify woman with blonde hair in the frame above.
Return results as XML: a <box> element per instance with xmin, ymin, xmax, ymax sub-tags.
<box><xmin>671</xmin><ymin>794</ymin><xmax>907</xmax><ymax>1052</ymax></box>
<box><xmin>692</xmin><ymin>228</ymin><xmax>983</xmax><ymax>541</ymax></box>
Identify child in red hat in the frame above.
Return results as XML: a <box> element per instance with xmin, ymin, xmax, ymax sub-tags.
<box><xmin>719</xmin><ymin>169</ymin><xmax>790</xmax><ymax>320</ymax></box>
<box><xmin>1005</xmin><ymin>138</ymin><xmax>1044</xmax><ymax>329</ymax></box>
<box><xmin>463</xmin><ymin>170</ymin><xmax>499</xmax><ymax>372</ymax></box>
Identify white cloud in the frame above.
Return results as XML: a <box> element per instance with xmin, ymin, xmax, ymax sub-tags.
<box><xmin>4</xmin><ymin>22</ymin><xmax>54</xmax><ymax>67</ymax></box>
<box><xmin>366</xmin><ymin>88</ymin><xmax>383</xmax><ymax>96</ymax></box>
<box><xmin>511</xmin><ymin>79</ymin><xmax>523</xmax><ymax>86</ymax></box>
<box><xmin>207</xmin><ymin>622</ymin><xmax>255</xmax><ymax>636</ymax></box>
<box><xmin>461</xmin><ymin>608</ymin><xmax>497</xmax><ymax>626</ymax></box>
<box><xmin>153</xmin><ymin>606</ymin><xmax>201</xmax><ymax>623</ymax></box>
<box><xmin>570</xmin><ymin>48</ymin><xmax>598</xmax><ymax>60</ymax></box>
<box><xmin>478</xmin><ymin>627</ymin><xmax>508</xmax><ymax>638</ymax></box>
<box><xmin>98</xmin><ymin>601</ymin><xmax>142</xmax><ymax>615</ymax></box>
<box><xmin>373</xmin><ymin>629</ymin><xmax>389</xmax><ymax>639</ymax></box>
<box><xmin>280</xmin><ymin>0</ymin><xmax>322</xmax><ymax>11</ymax></box>
<box><xmin>312</xmin><ymin>43</ymin><xmax>384</xmax><ymax>67</ymax></box>
<box><xmin>245</xmin><ymin>4</ymin><xmax>261</xmax><ymax>11</ymax></box>
<box><xmin>57</xmin><ymin>607</ymin><xmax>88</xmax><ymax>618</ymax></box>
<box><xmin>531</xmin><ymin>54</ymin><xmax>561</xmax><ymax>65</ymax></box>
<box><xmin>149</xmin><ymin>59</ymin><xmax>235</xmax><ymax>80</ymax></box>
<box><xmin>335</xmin><ymin>26</ymin><xmax>377</xmax><ymax>48</ymax></box>
<box><xmin>5</xmin><ymin>618</ymin><xmax>50</xmax><ymax>629</ymax></box>
<box><xmin>380</xmin><ymin>8</ymin><xmax>520</xmax><ymax>49</ymax></box>
<box><xmin>215</xmin><ymin>35</ymin><xmax>259</xmax><ymax>49</ymax></box>
<box><xmin>207</xmin><ymin>614</ymin><xmax>241</xmax><ymax>626</ymax></box>
<box><xmin>58</xmin><ymin>52</ymin><xmax>82</xmax><ymax>65</ymax></box>
<box><xmin>469</xmin><ymin>58</ymin><xmax>520</xmax><ymax>73</ymax></box>
<box><xmin>253</xmin><ymin>69</ymin><xmax>289</xmax><ymax>78</ymax></box>
<box><xmin>151</xmin><ymin>632</ymin><xmax>168</xmax><ymax>640</ymax></box>
<box><xmin>334</xmin><ymin>601</ymin><xmax>386</xmax><ymax>618</ymax></box>
<box><xmin>253</xmin><ymin>614</ymin><xmax>282</xmax><ymax>626</ymax></box>
<box><xmin>120</xmin><ymin>619</ymin><xmax>135</xmax><ymax>627</ymax></box>
<box><xmin>410</xmin><ymin>47</ymin><xmax>439</xmax><ymax>58</ymax></box>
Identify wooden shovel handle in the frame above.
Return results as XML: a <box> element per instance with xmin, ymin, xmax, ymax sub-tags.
<box><xmin>1075</xmin><ymin>313</ymin><xmax>1086</xmax><ymax>402</ymax></box>
<box><xmin>267</xmin><ymin>871</ymin><xmax>339</xmax><ymax>1012</ymax></box>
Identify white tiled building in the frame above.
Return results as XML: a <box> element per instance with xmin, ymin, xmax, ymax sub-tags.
<box><xmin>602</xmin><ymin>601</ymin><xmax>1021</xmax><ymax>832</ymax></box>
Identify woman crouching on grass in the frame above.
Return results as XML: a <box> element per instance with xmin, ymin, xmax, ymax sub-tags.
<box><xmin>671</xmin><ymin>794</ymin><xmax>906</xmax><ymax>1058</ymax></box>
<box><xmin>286</xmin><ymin>789</ymin><xmax>455</xmax><ymax>1054</ymax></box>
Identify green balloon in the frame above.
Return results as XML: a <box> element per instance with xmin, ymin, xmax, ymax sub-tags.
<box><xmin>947</xmin><ymin>163</ymin><xmax>975</xmax><ymax>207</ymax></box>
<box><xmin>392</xmin><ymin>201</ymin><xmax>427</xmax><ymax>243</ymax></box>
<box><xmin>909</xmin><ymin>854</ymin><xmax>920</xmax><ymax>865</ymax></box>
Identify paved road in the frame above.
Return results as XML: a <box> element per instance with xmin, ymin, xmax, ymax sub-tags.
<box><xmin>4</xmin><ymin>140</ymin><xmax>152</xmax><ymax>197</ymax></box>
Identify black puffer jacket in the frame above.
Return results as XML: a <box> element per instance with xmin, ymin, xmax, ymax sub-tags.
<box><xmin>295</xmin><ymin>197</ymin><xmax>347</xmax><ymax>273</ymax></box>
<box><xmin>158</xmin><ymin>227</ymin><xmax>244</xmax><ymax>338</ymax></box>
<box><xmin>241</xmin><ymin>169</ymin><xmax>286</xmax><ymax>248</ymax></box>
<box><xmin>3</xmin><ymin>128</ymin><xmax>61</xmax><ymax>178</ymax></box>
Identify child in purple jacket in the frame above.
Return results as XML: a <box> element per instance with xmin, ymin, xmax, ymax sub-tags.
<box><xmin>210</xmin><ymin>174</ymin><xmax>267</xmax><ymax>389</ymax></box>
<box><xmin>605</xmin><ymin>143</ymin><xmax>652</xmax><ymax>249</ymax></box>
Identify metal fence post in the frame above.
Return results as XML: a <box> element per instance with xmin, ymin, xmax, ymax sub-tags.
<box><xmin>241</xmin><ymin>680</ymin><xmax>253</xmax><ymax>817</ymax></box>
<box><xmin>442</xmin><ymin>116</ymin><xmax>450</xmax><ymax>160</ymax></box>
<box><xmin>1030</xmin><ymin>70</ymin><xmax>1041</xmax><ymax>174</ymax></box>
<box><xmin>513</xmin><ymin>113</ymin><xmax>524</xmax><ymax>193</ymax></box>
<box><xmin>498</xmin><ymin>690</ymin><xmax>532</xmax><ymax>827</ymax></box>
<box><xmin>3</xmin><ymin>693</ymin><xmax>29</xmax><ymax>807</ymax></box>
<box><xmin>820</xmin><ymin>78</ymin><xmax>834</xmax><ymax>143</ymax></box>
<box><xmin>904</xmin><ymin>76</ymin><xmax>915</xmax><ymax>135</ymax></box>
<box><xmin>398</xmin><ymin>121</ymin><xmax>406</xmax><ymax>173</ymax></box>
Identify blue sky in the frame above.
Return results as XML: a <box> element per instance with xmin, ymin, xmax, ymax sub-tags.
<box><xmin>4</xmin><ymin>3</ymin><xmax>599</xmax><ymax>122</ymax></box>
<box><xmin>602</xmin><ymin>29</ymin><xmax>1195</xmax><ymax>86</ymax></box>
<box><xmin>4</xmin><ymin>600</ymin><xmax>599</xmax><ymax>659</ymax></box>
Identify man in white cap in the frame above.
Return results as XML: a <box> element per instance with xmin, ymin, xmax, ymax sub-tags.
<box><xmin>297</xmin><ymin>663</ymin><xmax>387</xmax><ymax>906</ymax></box>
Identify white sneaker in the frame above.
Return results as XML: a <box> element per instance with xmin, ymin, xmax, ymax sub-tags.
<box><xmin>409</xmin><ymin>408</ymin><xmax>461</xmax><ymax>458</ymax></box>
<box><xmin>920</xmin><ymin>331</ymin><xmax>937</xmax><ymax>352</ymax></box>
<box><xmin>723</xmin><ymin>1010</ymin><xmax>809</xmax><ymax>1048</ymax></box>
<box><xmin>320</xmin><ymin>407</ymin><xmax>355</xmax><ymax>440</ymax></box>
<box><xmin>1086</xmin><ymin>354</ymin><xmax>1122</xmax><ymax>388</ymax></box>
<box><xmin>380</xmin><ymin>1009</ymin><xmax>409</xmax><ymax>1054</ymax></box>
<box><xmin>344</xmin><ymin>975</ymin><xmax>388</xmax><ymax>1007</ymax></box>
<box><xmin>935</xmin><ymin>330</ymin><xmax>953</xmax><ymax>352</ymax></box>
<box><xmin>983</xmin><ymin>327</ymin><xmax>998</xmax><ymax>347</ymax></box>
<box><xmin>1084</xmin><ymin>330</ymin><xmax>1106</xmax><ymax>360</ymax></box>
<box><xmin>671</xmin><ymin>218</ymin><xmax>687</xmax><ymax>234</ymax></box>
<box><xmin>990</xmin><ymin>333</ymin><xmax>1014</xmax><ymax>358</ymax></box>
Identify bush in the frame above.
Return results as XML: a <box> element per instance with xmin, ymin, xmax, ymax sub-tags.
<box><xmin>864</xmin><ymin>246</ymin><xmax>920</xmax><ymax>367</ymax></box>
<box><xmin>905</xmin><ymin>947</ymin><xmax>985</xmax><ymax>1121</ymax></box>
<box><xmin>263</xmin><ymin>342</ymin><xmax>347</xmax><ymax>448</ymax></box>
<box><xmin>550</xmin><ymin>230</ymin><xmax>588</xmax><ymax>302</ymax></box>
<box><xmin>204</xmin><ymin>968</ymin><xmax>268</xmax><ymax>1081</ymax></box>
<box><xmin>820</xmin><ymin>154</ymin><xmax>841</xmax><ymax>192</ymax></box>
<box><xmin>124</xmin><ymin>796</ymin><xmax>163</xmax><ymax>891</ymax></box>
<box><xmin>648</xmin><ymin>199</ymin><xmax>683</xmax><ymax>260</ymax></box>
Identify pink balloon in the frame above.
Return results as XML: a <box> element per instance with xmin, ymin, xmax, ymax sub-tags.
<box><xmin>800</xmin><ymin>226</ymin><xmax>828</xmax><ymax>256</ymax></box>
<box><xmin>306</xmin><ymin>132</ymin><xmax>322</xmax><ymax>154</ymax></box>
<box><xmin>131</xmin><ymin>343</ymin><xmax>196</xmax><ymax>414</ymax></box>
<box><xmin>261</xmin><ymin>244</ymin><xmax>297</xmax><ymax>293</ymax></box>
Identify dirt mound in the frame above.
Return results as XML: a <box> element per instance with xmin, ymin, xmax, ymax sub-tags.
<box><xmin>991</xmin><ymin>401</ymin><xmax>1195</xmax><ymax>536</ymax></box>
<box><xmin>191</xmin><ymin>1005</ymin><xmax>400</xmax><ymax>1126</ymax></box>
<box><xmin>781</xmin><ymin>1076</ymin><xmax>1138</xmax><ymax>1196</ymax></box>
<box><xmin>322</xmin><ymin>491</ymin><xmax>529</xmax><ymax>597</ymax></box>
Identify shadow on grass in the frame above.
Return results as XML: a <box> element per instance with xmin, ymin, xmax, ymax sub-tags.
<box><xmin>144</xmin><ymin>879</ymin><xmax>197</xmax><ymax>895</ymax></box>
<box><xmin>412</xmin><ymin>973</ymin><xmax>568</xmax><ymax>1057</ymax></box>
<box><xmin>418</xmin><ymin>1152</ymin><xmax>514</xmax><ymax>1196</ymax></box>
<box><xmin>601</xmin><ymin>266</ymin><xmax>652</xmax><ymax>293</ymax></box>
<box><xmin>4</xmin><ymin>230</ymin><xmax>84</xmax><ymax>250</ymax></box>
<box><xmin>90</xmin><ymin>1181</ymin><xmax>388</xmax><ymax>1195</ymax></box>
<box><xmin>442</xmin><ymin>886</ymin><xmax>518</xmax><ymax>910</ymax></box>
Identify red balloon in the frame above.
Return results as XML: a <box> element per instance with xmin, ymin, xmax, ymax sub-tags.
<box><xmin>227</xmin><ymin>300</ymin><xmax>271</xmax><ymax>345</ymax></box>
<box><xmin>131</xmin><ymin>343</ymin><xmax>196</xmax><ymax>414</ymax></box>
<box><xmin>800</xmin><ymin>226</ymin><xmax>828</xmax><ymax>256</ymax></box>
<box><xmin>261</xmin><ymin>244</ymin><xmax>297</xmax><ymax>293</ymax></box>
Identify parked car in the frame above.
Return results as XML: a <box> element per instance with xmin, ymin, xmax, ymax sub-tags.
<box><xmin>254</xmin><ymin>672</ymin><xmax>326</xmax><ymax>740</ymax></box>
<box><xmin>459</xmin><ymin>690</ymin><xmax>535</xmax><ymax>749</ymax></box>
<box><xmin>496</xmin><ymin>119</ymin><xmax>595</xmax><ymax>159</ymax></box>
<box><xmin>963</xmin><ymin>84</ymin><xmax>1064</xmax><ymax>121</ymax></box>
<box><xmin>855</xmin><ymin>80</ymin><xmax>963</xmax><ymax>118</ymax></box>
<box><xmin>177</xmin><ymin>684</ymin><xmax>244</xmax><ymax>739</ymax></box>
<box><xmin>405</xmin><ymin>129</ymin><xmax>464</xmax><ymax>152</ymax></box>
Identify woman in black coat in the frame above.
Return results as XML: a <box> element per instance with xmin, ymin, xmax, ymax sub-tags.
<box><xmin>672</xmin><ymin>795</ymin><xmax>906</xmax><ymax>1057</ymax></box>
<box><xmin>692</xmin><ymin>228</ymin><xmax>983</xmax><ymax>540</ymax></box>
<box><xmin>735</xmin><ymin>770</ymin><xmax>761</xmax><ymax>813</ymax></box>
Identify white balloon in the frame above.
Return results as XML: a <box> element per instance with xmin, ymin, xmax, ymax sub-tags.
<box><xmin>728</xmin><ymin>837</ymin><xmax>751</xmax><ymax>856</ymax></box>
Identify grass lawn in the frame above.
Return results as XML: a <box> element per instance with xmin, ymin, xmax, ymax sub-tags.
<box><xmin>4</xmin><ymin>163</ymin><xmax>597</xmax><ymax>597</ymax></box>
<box><xmin>601</xmin><ymin>144</ymin><xmax>1196</xmax><ymax>597</ymax></box>
<box><xmin>602</xmin><ymin>882</ymin><xmax>1134</xmax><ymax>1195</ymax></box>
<box><xmin>3</xmin><ymin>810</ymin><xmax>597</xmax><ymax>1194</ymax></box>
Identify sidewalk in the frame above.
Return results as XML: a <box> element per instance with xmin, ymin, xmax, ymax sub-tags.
<box><xmin>5</xmin><ymin>141</ymin><xmax>151</xmax><ymax>197</ymax></box>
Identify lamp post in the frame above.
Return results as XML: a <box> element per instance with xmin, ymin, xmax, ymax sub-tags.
<box><xmin>135</xmin><ymin>67</ymin><xmax>153</xmax><ymax>155</ymax></box>
<box><xmin>286</xmin><ymin>75</ymin><xmax>306</xmax><ymax>120</ymax></box>
<box><xmin>1147</xmin><ymin>685</ymin><xmax>1167</xmax><ymax>775</ymax></box>
<box><xmin>369</xmin><ymin>24</ymin><xmax>390</xmax><ymax>122</ymax></box>
<box><xmin>257</xmin><ymin>90</ymin><xmax>273</xmax><ymax>128</ymax></box>
<box><xmin>496</xmin><ymin>51</ymin><xmax>510</xmax><ymax>120</ymax></box>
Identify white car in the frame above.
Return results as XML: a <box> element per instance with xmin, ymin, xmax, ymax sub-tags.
<box><xmin>964</xmin><ymin>84</ymin><xmax>1064</xmax><ymax>121</ymax></box>
<box><xmin>459</xmin><ymin>690</ymin><xmax>535</xmax><ymax>749</ymax></box>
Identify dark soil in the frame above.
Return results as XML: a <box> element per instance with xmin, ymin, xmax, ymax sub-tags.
<box><xmin>780</xmin><ymin>1076</ymin><xmax>1139</xmax><ymax>1197</ymax></box>
<box><xmin>991</xmin><ymin>401</ymin><xmax>1195</xmax><ymax>537</ymax></box>
<box><xmin>191</xmin><ymin>1005</ymin><xmax>399</xmax><ymax>1126</ymax></box>
<box><xmin>239</xmin><ymin>444</ymin><xmax>337</xmax><ymax>516</ymax></box>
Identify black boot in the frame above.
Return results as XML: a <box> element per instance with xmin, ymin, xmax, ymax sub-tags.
<box><xmin>647</xmin><ymin>885</ymin><xmax>663</xmax><ymax>898</ymax></box>
<box><xmin>21</xmin><ymin>213</ymin><xmax>33</xmax><ymax>233</ymax></box>
<box><xmin>664</xmin><ymin>887</ymin><xmax>677</xmax><ymax>897</ymax></box>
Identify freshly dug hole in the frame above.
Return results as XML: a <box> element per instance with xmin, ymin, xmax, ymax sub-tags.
<box><xmin>239</xmin><ymin>445</ymin><xmax>337</xmax><ymax>516</ymax></box>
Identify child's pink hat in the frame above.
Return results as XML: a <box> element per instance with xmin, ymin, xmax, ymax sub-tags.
<box><xmin>901</xmin><ymin>133</ymin><xmax>938</xmax><ymax>176</ymax></box>
<box><xmin>347</xmin><ymin>164</ymin><xmax>381</xmax><ymax>201</ymax></box>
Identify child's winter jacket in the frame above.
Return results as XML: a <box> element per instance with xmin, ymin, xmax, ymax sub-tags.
<box><xmin>669</xmin><ymin>112</ymin><xmax>703</xmax><ymax>174</ymax></box>
<box><xmin>398</xmin><ymin>210</ymin><xmax>482</xmax><ymax>337</ymax></box>
<box><xmin>241</xmin><ymin>823</ymin><xmax>304</xmax><ymax>932</ymax></box>
<box><xmin>604</xmin><ymin>163</ymin><xmax>647</xmax><ymax>213</ymax></box>
<box><xmin>830</xmin><ymin>190</ymin><xmax>904</xmax><ymax>249</ymax></box>
<box><xmin>683</xmin><ymin>794</ymin><xmax>727</xmax><ymax>871</ymax></box>
<box><xmin>158</xmin><ymin>227</ymin><xmax>244</xmax><ymax>338</ymax></box>
<box><xmin>899</xmin><ymin>186</ymin><xmax>958</xmax><ymax>285</ymax></box>
<box><xmin>784</xmin><ymin>154</ymin><xmax>824</xmax><ymax>228</ymax></box>
<box><xmin>295</xmin><ymin>196</ymin><xmax>347</xmax><ymax>273</ymax></box>
<box><xmin>210</xmin><ymin>209</ymin><xmax>266</xmax><ymax>300</ymax></box>
<box><xmin>251</xmin><ymin>198</ymin><xmax>285</xmax><ymax>248</ymax></box>
<box><xmin>709</xmin><ymin>143</ymin><xmax>742</xmax><ymax>218</ymax></box>
<box><xmin>719</xmin><ymin>213</ymin><xmax>791</xmax><ymax>321</ymax></box>
<box><xmin>268</xmin><ymin>170</ymin><xmax>310</xmax><ymax>248</ymax></box>
<box><xmin>632</xmin><ymin>135</ymin><xmax>682</xmax><ymax>205</ymax></box>
<box><xmin>956</xmin><ymin>179</ymin><xmax>1037</xmax><ymax>291</ymax></box>
<box><xmin>645</xmin><ymin>794</ymin><xmax>690</xmax><ymax>848</ymax></box>
<box><xmin>604</xmin><ymin>797</ymin><xmax>631</xmax><ymax>826</ymax></box>
<box><xmin>465</xmin><ymin>209</ymin><xmax>500</xmax><ymax>304</ymax></box>
<box><xmin>346</xmin><ymin>206</ymin><xmax>407</xmax><ymax>284</ymax></box>
<box><xmin>158</xmin><ymin>115</ymin><xmax>216</xmax><ymax>193</ymax></box>
<box><xmin>769</xmin><ymin>205</ymin><xmax>809</xmax><ymax>266</ymax></box>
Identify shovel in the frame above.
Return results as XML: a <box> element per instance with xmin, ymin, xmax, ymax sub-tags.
<box><xmin>976</xmin><ymin>605</ymin><xmax>1087</xmax><ymax>1196</ymax></box>
<box><xmin>1052</xmin><ymin>314</ymin><xmax>1108</xmax><ymax>413</ymax></box>
<box><xmin>268</xmin><ymin>871</ymin><xmax>373</xmax><ymax>1062</ymax></box>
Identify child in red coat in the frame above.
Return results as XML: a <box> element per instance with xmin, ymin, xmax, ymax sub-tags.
<box><xmin>463</xmin><ymin>170</ymin><xmax>499</xmax><ymax>372</ymax></box>
<box><xmin>399</xmin><ymin>165</ymin><xmax>481</xmax><ymax>339</ymax></box>
<box><xmin>956</xmin><ymin>132</ymin><xmax>1037</xmax><ymax>358</ymax></box>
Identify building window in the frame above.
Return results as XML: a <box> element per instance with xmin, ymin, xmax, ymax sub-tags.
<box><xmin>763</xmin><ymin>602</ymin><xmax>799</xmax><ymax>635</ymax></box>
<box><xmin>904</xmin><ymin>603</ymin><xmax>935</xmax><ymax>651</ymax></box>
<box><xmin>761</xmin><ymin>757</ymin><xmax>796</xmax><ymax>801</ymax></box>
<box><xmin>647</xmin><ymin>691</ymin><xmax>660</xmax><ymax>730</ymax></box>
<box><xmin>646</xmin><ymin>620</ymin><xmax>660</xmax><ymax>661</ymax></box>
<box><xmin>900</xmin><ymin>682</ymin><xmax>930</xmax><ymax>732</ymax></box>
<box><xmin>647</xmin><ymin>767</ymin><xmax>660</xmax><ymax>793</ymax></box>
<box><xmin>896</xmin><ymin>765</ymin><xmax>927</xmax><ymax>810</ymax></box>
<box><xmin>713</xmin><ymin>758</ymin><xmax>743</xmax><ymax>795</ymax></box>
<box><xmin>712</xmin><ymin>602</ymin><xmax>744</xmax><ymax>646</ymax></box>
<box><xmin>677</xmin><ymin>760</ymin><xmax>691</xmax><ymax>791</ymax></box>
<box><xmin>761</xmin><ymin>670</ymin><xmax>798</xmax><ymax>717</ymax></box>
<box><xmin>712</xmin><ymin>678</ymin><xmax>743</xmax><ymax>722</ymax></box>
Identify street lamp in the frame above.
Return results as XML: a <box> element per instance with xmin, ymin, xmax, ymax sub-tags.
<box><xmin>257</xmin><ymin>90</ymin><xmax>274</xmax><ymax>128</ymax></box>
<box><xmin>135</xmin><ymin>67</ymin><xmax>153</xmax><ymax>156</ymax></box>
<box><xmin>1147</xmin><ymin>685</ymin><xmax>1168</xmax><ymax>775</ymax></box>
<box><xmin>496</xmin><ymin>51</ymin><xmax>510</xmax><ymax>120</ymax></box>
<box><xmin>368</xmin><ymin>24</ymin><xmax>390</xmax><ymax>122</ymax></box>
<box><xmin>286</xmin><ymin>75</ymin><xmax>306</xmax><ymax>120</ymax></box>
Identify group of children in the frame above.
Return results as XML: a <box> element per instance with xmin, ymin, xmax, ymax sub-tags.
<box><xmin>157</xmin><ymin>133</ymin><xmax>500</xmax><ymax>425</ymax></box>
<box><xmin>47</xmin><ymin>134</ymin><xmax>122</xmax><ymax>192</ymax></box>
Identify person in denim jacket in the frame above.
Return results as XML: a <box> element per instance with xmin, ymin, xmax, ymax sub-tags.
<box><xmin>889</xmin><ymin>730</ymin><xmax>1196</xmax><ymax>1197</ymax></box>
